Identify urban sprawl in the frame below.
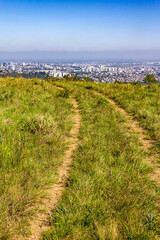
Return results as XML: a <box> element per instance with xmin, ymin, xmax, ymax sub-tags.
<box><xmin>0</xmin><ymin>61</ymin><xmax>160</xmax><ymax>83</ymax></box>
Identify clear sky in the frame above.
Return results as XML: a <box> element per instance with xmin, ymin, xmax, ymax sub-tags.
<box><xmin>0</xmin><ymin>0</ymin><xmax>160</xmax><ymax>54</ymax></box>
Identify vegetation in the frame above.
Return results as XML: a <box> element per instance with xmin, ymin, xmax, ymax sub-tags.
<box><xmin>97</xmin><ymin>83</ymin><xmax>160</xmax><ymax>146</ymax></box>
<box><xmin>143</xmin><ymin>74</ymin><xmax>157</xmax><ymax>84</ymax></box>
<box><xmin>71</xmin><ymin>81</ymin><xmax>160</xmax><ymax>145</ymax></box>
<box><xmin>0</xmin><ymin>78</ymin><xmax>159</xmax><ymax>239</ymax></box>
<box><xmin>0</xmin><ymin>72</ymin><xmax>47</xmax><ymax>79</ymax></box>
<box><xmin>43</xmin><ymin>82</ymin><xmax>159</xmax><ymax>240</ymax></box>
<box><xmin>0</xmin><ymin>78</ymin><xmax>73</xmax><ymax>239</ymax></box>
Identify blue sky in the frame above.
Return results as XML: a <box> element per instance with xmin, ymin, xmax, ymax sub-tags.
<box><xmin>0</xmin><ymin>0</ymin><xmax>160</xmax><ymax>52</ymax></box>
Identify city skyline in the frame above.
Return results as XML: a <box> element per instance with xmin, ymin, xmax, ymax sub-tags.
<box><xmin>0</xmin><ymin>0</ymin><xmax>160</xmax><ymax>55</ymax></box>
<box><xmin>1</xmin><ymin>60</ymin><xmax>160</xmax><ymax>83</ymax></box>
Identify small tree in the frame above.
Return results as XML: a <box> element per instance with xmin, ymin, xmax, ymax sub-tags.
<box><xmin>143</xmin><ymin>74</ymin><xmax>157</xmax><ymax>84</ymax></box>
<box><xmin>114</xmin><ymin>79</ymin><xmax>121</xmax><ymax>84</ymax></box>
<box><xmin>84</xmin><ymin>76</ymin><xmax>90</xmax><ymax>82</ymax></box>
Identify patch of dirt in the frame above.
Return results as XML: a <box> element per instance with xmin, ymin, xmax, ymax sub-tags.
<box><xmin>106</xmin><ymin>97</ymin><xmax>153</xmax><ymax>151</ymax></box>
<box><xmin>18</xmin><ymin>98</ymin><xmax>81</xmax><ymax>240</ymax></box>
<box><xmin>95</xmin><ymin>91</ymin><xmax>160</xmax><ymax>185</ymax></box>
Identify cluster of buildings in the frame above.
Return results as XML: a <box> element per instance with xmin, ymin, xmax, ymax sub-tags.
<box><xmin>0</xmin><ymin>62</ymin><xmax>70</xmax><ymax>78</ymax></box>
<box><xmin>0</xmin><ymin>61</ymin><xmax>160</xmax><ymax>83</ymax></box>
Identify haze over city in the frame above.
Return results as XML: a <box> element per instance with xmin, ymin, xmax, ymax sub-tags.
<box><xmin>0</xmin><ymin>0</ymin><xmax>160</xmax><ymax>61</ymax></box>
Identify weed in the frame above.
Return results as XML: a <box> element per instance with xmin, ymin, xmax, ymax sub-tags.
<box><xmin>43</xmin><ymin>83</ymin><xmax>159</xmax><ymax>239</ymax></box>
<box><xmin>56</xmin><ymin>88</ymin><xmax>69</xmax><ymax>98</ymax></box>
<box><xmin>0</xmin><ymin>78</ymin><xmax>73</xmax><ymax>238</ymax></box>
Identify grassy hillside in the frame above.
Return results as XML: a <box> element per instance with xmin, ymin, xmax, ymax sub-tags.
<box><xmin>0</xmin><ymin>78</ymin><xmax>159</xmax><ymax>239</ymax></box>
<box><xmin>96</xmin><ymin>83</ymin><xmax>160</xmax><ymax>144</ymax></box>
<box><xmin>0</xmin><ymin>78</ymin><xmax>73</xmax><ymax>238</ymax></box>
<box><xmin>43</xmin><ymin>82</ymin><xmax>159</xmax><ymax>240</ymax></box>
<box><xmin>73</xmin><ymin>81</ymin><xmax>160</xmax><ymax>145</ymax></box>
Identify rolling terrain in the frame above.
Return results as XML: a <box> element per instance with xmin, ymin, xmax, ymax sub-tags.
<box><xmin>0</xmin><ymin>78</ymin><xmax>159</xmax><ymax>239</ymax></box>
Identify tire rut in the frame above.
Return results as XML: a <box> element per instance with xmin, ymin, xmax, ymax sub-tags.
<box><xmin>94</xmin><ymin>91</ymin><xmax>160</xmax><ymax>186</ymax></box>
<box><xmin>18</xmin><ymin>97</ymin><xmax>81</xmax><ymax>240</ymax></box>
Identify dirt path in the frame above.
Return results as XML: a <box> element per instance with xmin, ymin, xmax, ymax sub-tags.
<box><xmin>94</xmin><ymin>91</ymin><xmax>160</xmax><ymax>185</ymax></box>
<box><xmin>20</xmin><ymin>97</ymin><xmax>81</xmax><ymax>240</ymax></box>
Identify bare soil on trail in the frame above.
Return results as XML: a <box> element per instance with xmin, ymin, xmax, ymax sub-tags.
<box><xmin>18</xmin><ymin>98</ymin><xmax>81</xmax><ymax>240</ymax></box>
<box><xmin>95</xmin><ymin>91</ymin><xmax>160</xmax><ymax>186</ymax></box>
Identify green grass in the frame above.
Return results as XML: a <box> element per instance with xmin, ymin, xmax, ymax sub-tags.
<box><xmin>0</xmin><ymin>78</ymin><xmax>159</xmax><ymax>239</ymax></box>
<box><xmin>98</xmin><ymin>83</ymin><xmax>160</xmax><ymax>143</ymax></box>
<box><xmin>0</xmin><ymin>78</ymin><xmax>73</xmax><ymax>239</ymax></box>
<box><xmin>71</xmin><ymin>81</ymin><xmax>160</xmax><ymax>145</ymax></box>
<box><xmin>43</xmin><ymin>84</ymin><xmax>159</xmax><ymax>240</ymax></box>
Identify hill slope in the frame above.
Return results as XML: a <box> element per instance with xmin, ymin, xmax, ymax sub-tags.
<box><xmin>0</xmin><ymin>78</ymin><xmax>159</xmax><ymax>239</ymax></box>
